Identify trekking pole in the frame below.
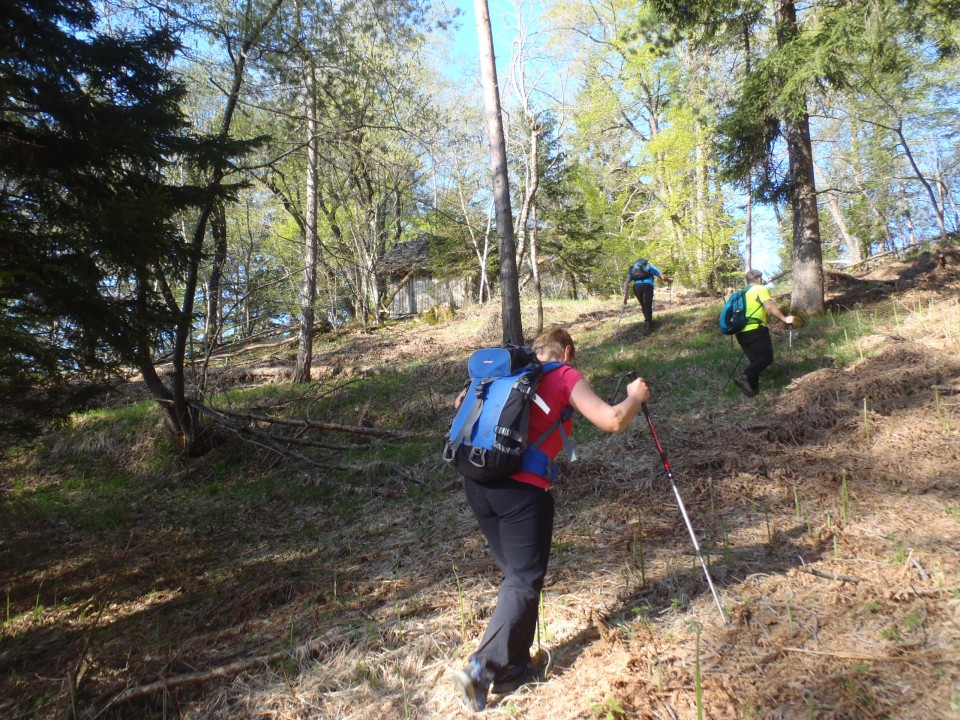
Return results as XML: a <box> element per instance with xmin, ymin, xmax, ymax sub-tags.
<box><xmin>640</xmin><ymin>403</ymin><xmax>729</xmax><ymax>625</ymax></box>
<box><xmin>722</xmin><ymin>352</ymin><xmax>745</xmax><ymax>392</ymax></box>
<box><xmin>608</xmin><ymin>370</ymin><xmax>635</xmax><ymax>404</ymax></box>
<box><xmin>614</xmin><ymin>301</ymin><xmax>627</xmax><ymax>339</ymax></box>
<box><xmin>788</xmin><ymin>325</ymin><xmax>793</xmax><ymax>377</ymax></box>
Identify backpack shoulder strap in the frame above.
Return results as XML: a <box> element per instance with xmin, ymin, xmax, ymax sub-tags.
<box><xmin>742</xmin><ymin>285</ymin><xmax>764</xmax><ymax>327</ymax></box>
<box><xmin>528</xmin><ymin>362</ymin><xmax>577</xmax><ymax>460</ymax></box>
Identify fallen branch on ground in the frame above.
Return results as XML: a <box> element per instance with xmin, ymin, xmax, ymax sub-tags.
<box><xmin>931</xmin><ymin>384</ymin><xmax>960</xmax><ymax>395</ymax></box>
<box><xmin>189</xmin><ymin>402</ymin><xmax>357</xmax><ymax>471</ymax></box>
<box><xmin>199</xmin><ymin>403</ymin><xmax>413</xmax><ymax>438</ymax></box>
<box><xmin>783</xmin><ymin>646</ymin><xmax>960</xmax><ymax>662</ymax></box>
<box><xmin>893</xmin><ymin>583</ymin><xmax>960</xmax><ymax>598</ymax></box>
<box><xmin>96</xmin><ymin>635</ymin><xmax>337</xmax><ymax>714</ymax></box>
<box><xmin>799</xmin><ymin>567</ymin><xmax>861</xmax><ymax>584</ymax></box>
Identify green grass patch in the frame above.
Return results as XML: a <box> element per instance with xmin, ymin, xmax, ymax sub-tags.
<box><xmin>1</xmin><ymin>290</ymin><xmax>927</xmax><ymax>552</ymax></box>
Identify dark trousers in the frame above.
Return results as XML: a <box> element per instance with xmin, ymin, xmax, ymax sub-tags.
<box><xmin>632</xmin><ymin>282</ymin><xmax>655</xmax><ymax>323</ymax></box>
<box><xmin>736</xmin><ymin>325</ymin><xmax>774</xmax><ymax>392</ymax></box>
<box><xmin>464</xmin><ymin>477</ymin><xmax>554</xmax><ymax>680</ymax></box>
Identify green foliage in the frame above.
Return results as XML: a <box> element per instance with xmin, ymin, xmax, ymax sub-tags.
<box><xmin>539</xmin><ymin>160</ymin><xmax>606</xmax><ymax>295</ymax></box>
<box><xmin>0</xmin><ymin>0</ymin><xmax>235</xmax><ymax>435</ymax></box>
<box><xmin>565</xmin><ymin>2</ymin><xmax>740</xmax><ymax>291</ymax></box>
<box><xmin>590</xmin><ymin>698</ymin><xmax>627</xmax><ymax>720</ymax></box>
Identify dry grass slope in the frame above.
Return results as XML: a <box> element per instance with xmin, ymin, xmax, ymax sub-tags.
<box><xmin>1</xmin><ymin>253</ymin><xmax>959</xmax><ymax>720</ymax></box>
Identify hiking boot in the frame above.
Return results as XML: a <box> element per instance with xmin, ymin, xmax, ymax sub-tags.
<box><xmin>492</xmin><ymin>664</ymin><xmax>545</xmax><ymax>694</ymax></box>
<box><xmin>452</xmin><ymin>658</ymin><xmax>490</xmax><ymax>712</ymax></box>
<box><xmin>733</xmin><ymin>375</ymin><xmax>757</xmax><ymax>397</ymax></box>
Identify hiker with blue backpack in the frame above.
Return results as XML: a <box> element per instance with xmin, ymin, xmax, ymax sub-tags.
<box><xmin>622</xmin><ymin>257</ymin><xmax>672</xmax><ymax>333</ymax></box>
<box><xmin>445</xmin><ymin>326</ymin><xmax>649</xmax><ymax>712</ymax></box>
<box><xmin>728</xmin><ymin>269</ymin><xmax>794</xmax><ymax>397</ymax></box>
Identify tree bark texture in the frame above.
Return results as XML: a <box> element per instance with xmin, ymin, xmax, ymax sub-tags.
<box><xmin>475</xmin><ymin>0</ymin><xmax>523</xmax><ymax>345</ymax></box>
<box><xmin>295</xmin><ymin>63</ymin><xmax>320</xmax><ymax>384</ymax></box>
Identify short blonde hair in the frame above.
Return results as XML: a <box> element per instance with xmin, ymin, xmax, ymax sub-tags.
<box><xmin>532</xmin><ymin>325</ymin><xmax>575</xmax><ymax>361</ymax></box>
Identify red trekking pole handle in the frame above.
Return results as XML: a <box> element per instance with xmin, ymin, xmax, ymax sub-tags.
<box><xmin>641</xmin><ymin>403</ymin><xmax>671</xmax><ymax>477</ymax></box>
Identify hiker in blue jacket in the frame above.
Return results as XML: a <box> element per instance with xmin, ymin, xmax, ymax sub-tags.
<box><xmin>622</xmin><ymin>257</ymin><xmax>672</xmax><ymax>332</ymax></box>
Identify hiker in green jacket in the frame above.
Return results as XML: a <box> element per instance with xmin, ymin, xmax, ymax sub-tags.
<box><xmin>733</xmin><ymin>269</ymin><xmax>794</xmax><ymax>397</ymax></box>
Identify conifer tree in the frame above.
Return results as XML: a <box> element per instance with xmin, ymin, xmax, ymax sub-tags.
<box><xmin>0</xmin><ymin>0</ymin><xmax>220</xmax><ymax>434</ymax></box>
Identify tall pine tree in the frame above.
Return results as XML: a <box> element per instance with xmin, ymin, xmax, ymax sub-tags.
<box><xmin>0</xmin><ymin>0</ymin><xmax>219</xmax><ymax>434</ymax></box>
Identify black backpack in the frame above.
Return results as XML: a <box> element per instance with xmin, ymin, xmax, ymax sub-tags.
<box><xmin>443</xmin><ymin>345</ymin><xmax>575</xmax><ymax>483</ymax></box>
<box><xmin>629</xmin><ymin>258</ymin><xmax>653</xmax><ymax>281</ymax></box>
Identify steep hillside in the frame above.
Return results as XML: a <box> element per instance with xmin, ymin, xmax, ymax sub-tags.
<box><xmin>1</xmin><ymin>253</ymin><xmax>959</xmax><ymax>720</ymax></box>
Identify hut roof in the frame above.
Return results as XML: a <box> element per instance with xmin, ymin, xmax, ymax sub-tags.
<box><xmin>380</xmin><ymin>237</ymin><xmax>429</xmax><ymax>277</ymax></box>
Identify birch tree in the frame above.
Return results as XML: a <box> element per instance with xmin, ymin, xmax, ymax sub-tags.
<box><xmin>476</xmin><ymin>0</ymin><xmax>523</xmax><ymax>344</ymax></box>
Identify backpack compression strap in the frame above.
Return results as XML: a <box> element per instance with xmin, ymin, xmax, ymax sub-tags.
<box><xmin>445</xmin><ymin>377</ymin><xmax>493</xmax><ymax>464</ymax></box>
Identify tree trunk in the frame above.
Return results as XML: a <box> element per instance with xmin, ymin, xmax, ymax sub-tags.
<box><xmin>814</xmin><ymin>158</ymin><xmax>861</xmax><ymax>264</ymax></box>
<box><xmin>476</xmin><ymin>0</ymin><xmax>523</xmax><ymax>345</ymax></box>
<box><xmin>199</xmin><ymin>201</ymin><xmax>229</xmax><ymax>401</ymax></box>
<box><xmin>138</xmin><ymin>0</ymin><xmax>283</xmax><ymax>454</ymax></box>
<box><xmin>894</xmin><ymin>121</ymin><xmax>948</xmax><ymax>245</ymax></box>
<box><xmin>695</xmin><ymin>118</ymin><xmax>707</xmax><ymax>238</ymax></box>
<box><xmin>169</xmin><ymin>37</ymin><xmax>245</xmax><ymax>451</ymax></box>
<box><xmin>935</xmin><ymin>158</ymin><xmax>960</xmax><ymax>232</ymax></box>
<box><xmin>515</xmin><ymin>118</ymin><xmax>540</xmax><ymax>286</ymax></box>
<box><xmin>901</xmin><ymin>182</ymin><xmax>918</xmax><ymax>246</ymax></box>
<box><xmin>295</xmin><ymin>64</ymin><xmax>320</xmax><ymax>383</ymax></box>
<box><xmin>745</xmin><ymin>180</ymin><xmax>753</xmax><ymax>270</ymax></box>
<box><xmin>743</xmin><ymin>25</ymin><xmax>754</xmax><ymax>273</ymax></box>
<box><xmin>459</xmin><ymin>184</ymin><xmax>491</xmax><ymax>304</ymax></box>
<box><xmin>775</xmin><ymin>0</ymin><xmax>824</xmax><ymax>315</ymax></box>
<box><xmin>205</xmin><ymin>202</ymin><xmax>228</xmax><ymax>351</ymax></box>
<box><xmin>531</xmin><ymin>205</ymin><xmax>543</xmax><ymax>334</ymax></box>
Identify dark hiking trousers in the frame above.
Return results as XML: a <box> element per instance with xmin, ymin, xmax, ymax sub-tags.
<box><xmin>464</xmin><ymin>477</ymin><xmax>554</xmax><ymax>681</ymax></box>
<box><xmin>632</xmin><ymin>282</ymin><xmax>655</xmax><ymax>324</ymax></box>
<box><xmin>736</xmin><ymin>325</ymin><xmax>774</xmax><ymax>393</ymax></box>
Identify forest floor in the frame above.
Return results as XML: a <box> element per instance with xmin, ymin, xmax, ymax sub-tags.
<box><xmin>2</xmin><ymin>250</ymin><xmax>960</xmax><ymax>720</ymax></box>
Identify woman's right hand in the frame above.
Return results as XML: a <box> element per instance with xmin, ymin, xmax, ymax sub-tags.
<box><xmin>626</xmin><ymin>377</ymin><xmax>650</xmax><ymax>404</ymax></box>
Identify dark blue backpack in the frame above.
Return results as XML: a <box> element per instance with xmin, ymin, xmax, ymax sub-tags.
<box><xmin>629</xmin><ymin>258</ymin><xmax>653</xmax><ymax>281</ymax></box>
<box><xmin>719</xmin><ymin>287</ymin><xmax>759</xmax><ymax>335</ymax></box>
<box><xmin>443</xmin><ymin>345</ymin><xmax>574</xmax><ymax>483</ymax></box>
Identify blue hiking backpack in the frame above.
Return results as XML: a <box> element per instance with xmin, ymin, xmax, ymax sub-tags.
<box><xmin>443</xmin><ymin>345</ymin><xmax>575</xmax><ymax>483</ymax></box>
<box><xmin>719</xmin><ymin>287</ymin><xmax>760</xmax><ymax>335</ymax></box>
